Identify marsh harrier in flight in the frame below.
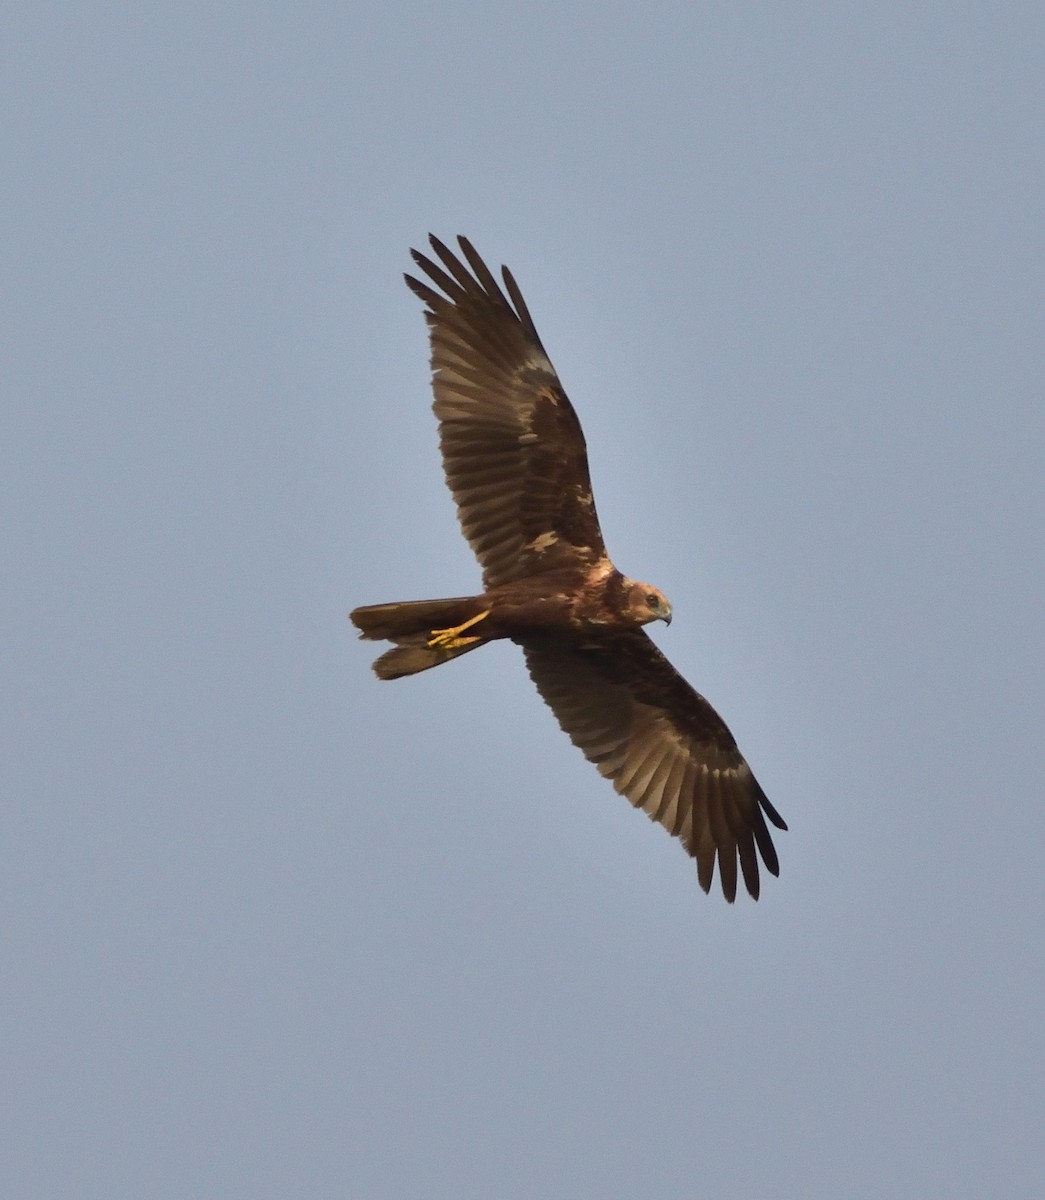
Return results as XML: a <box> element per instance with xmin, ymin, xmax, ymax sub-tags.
<box><xmin>351</xmin><ymin>236</ymin><xmax>786</xmax><ymax>900</ymax></box>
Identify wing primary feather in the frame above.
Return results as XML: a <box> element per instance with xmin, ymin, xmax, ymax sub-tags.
<box><xmin>751</xmin><ymin>789</ymin><xmax>782</xmax><ymax>877</ymax></box>
<box><xmin>428</xmin><ymin>235</ymin><xmax>484</xmax><ymax>291</ymax></box>
<box><xmin>696</xmin><ymin>831</ymin><xmax>716</xmax><ymax>894</ymax></box>
<box><xmin>736</xmin><ymin>829</ymin><xmax>761</xmax><ymax>901</ymax></box>
<box><xmin>456</xmin><ymin>236</ymin><xmax>511</xmax><ymax>305</ymax></box>
<box><xmin>501</xmin><ymin>265</ymin><xmax>545</xmax><ymax>348</ymax></box>
<box><xmin>707</xmin><ymin>771</ymin><xmax>739</xmax><ymax>903</ymax></box>
<box><xmin>409</xmin><ymin>247</ymin><xmax>468</xmax><ymax>303</ymax></box>
<box><xmin>403</xmin><ymin>273</ymin><xmax>446</xmax><ymax>311</ymax></box>
<box><xmin>759</xmin><ymin>789</ymin><xmax>789</xmax><ymax>831</ymax></box>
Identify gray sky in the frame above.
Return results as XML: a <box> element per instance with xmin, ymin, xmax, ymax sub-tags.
<box><xmin>5</xmin><ymin>3</ymin><xmax>1044</xmax><ymax>1197</ymax></box>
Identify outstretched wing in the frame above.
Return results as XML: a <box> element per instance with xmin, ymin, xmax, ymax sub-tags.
<box><xmin>406</xmin><ymin>235</ymin><xmax>609</xmax><ymax>590</ymax></box>
<box><xmin>522</xmin><ymin>632</ymin><xmax>787</xmax><ymax>901</ymax></box>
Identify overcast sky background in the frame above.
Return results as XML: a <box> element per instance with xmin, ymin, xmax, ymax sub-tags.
<box><xmin>5</xmin><ymin>4</ymin><xmax>1044</xmax><ymax>1197</ymax></box>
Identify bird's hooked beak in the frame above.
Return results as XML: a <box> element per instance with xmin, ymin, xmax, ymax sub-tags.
<box><xmin>650</xmin><ymin>594</ymin><xmax>672</xmax><ymax>625</ymax></box>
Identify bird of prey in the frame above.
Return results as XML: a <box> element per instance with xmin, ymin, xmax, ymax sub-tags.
<box><xmin>350</xmin><ymin>235</ymin><xmax>787</xmax><ymax>900</ymax></box>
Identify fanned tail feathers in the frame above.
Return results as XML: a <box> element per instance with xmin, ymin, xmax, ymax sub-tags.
<box><xmin>349</xmin><ymin>597</ymin><xmax>487</xmax><ymax>679</ymax></box>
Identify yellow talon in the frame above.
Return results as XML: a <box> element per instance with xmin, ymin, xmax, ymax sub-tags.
<box><xmin>427</xmin><ymin>609</ymin><xmax>490</xmax><ymax>649</ymax></box>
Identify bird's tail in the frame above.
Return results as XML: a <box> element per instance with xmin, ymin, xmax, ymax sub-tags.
<box><xmin>349</xmin><ymin>596</ymin><xmax>490</xmax><ymax>680</ymax></box>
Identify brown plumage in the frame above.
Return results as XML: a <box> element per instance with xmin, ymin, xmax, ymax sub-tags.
<box><xmin>350</xmin><ymin>235</ymin><xmax>787</xmax><ymax>901</ymax></box>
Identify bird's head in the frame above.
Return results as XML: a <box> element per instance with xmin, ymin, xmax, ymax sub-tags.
<box><xmin>624</xmin><ymin>580</ymin><xmax>673</xmax><ymax>627</ymax></box>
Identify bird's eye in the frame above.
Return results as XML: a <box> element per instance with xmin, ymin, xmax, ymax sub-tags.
<box><xmin>646</xmin><ymin>593</ymin><xmax>659</xmax><ymax>608</ymax></box>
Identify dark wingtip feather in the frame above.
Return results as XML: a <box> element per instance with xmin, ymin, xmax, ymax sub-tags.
<box><xmin>696</xmin><ymin>841</ymin><xmax>715</xmax><ymax>894</ymax></box>
<box><xmin>404</xmin><ymin>271</ymin><xmax>440</xmax><ymax>309</ymax></box>
<box><xmin>738</xmin><ymin>838</ymin><xmax>761</xmax><ymax>901</ymax></box>
<box><xmin>455</xmin><ymin>235</ymin><xmax>504</xmax><ymax>299</ymax></box>
<box><xmin>427</xmin><ymin>232</ymin><xmax>452</xmax><ymax>260</ymax></box>
<box><xmin>759</xmin><ymin>786</ymin><xmax>788</xmax><ymax>831</ymax></box>
<box><xmin>501</xmin><ymin>263</ymin><xmax>545</xmax><ymax>349</ymax></box>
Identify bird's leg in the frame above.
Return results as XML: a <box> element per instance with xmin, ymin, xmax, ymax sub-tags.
<box><xmin>427</xmin><ymin>609</ymin><xmax>491</xmax><ymax>649</ymax></box>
